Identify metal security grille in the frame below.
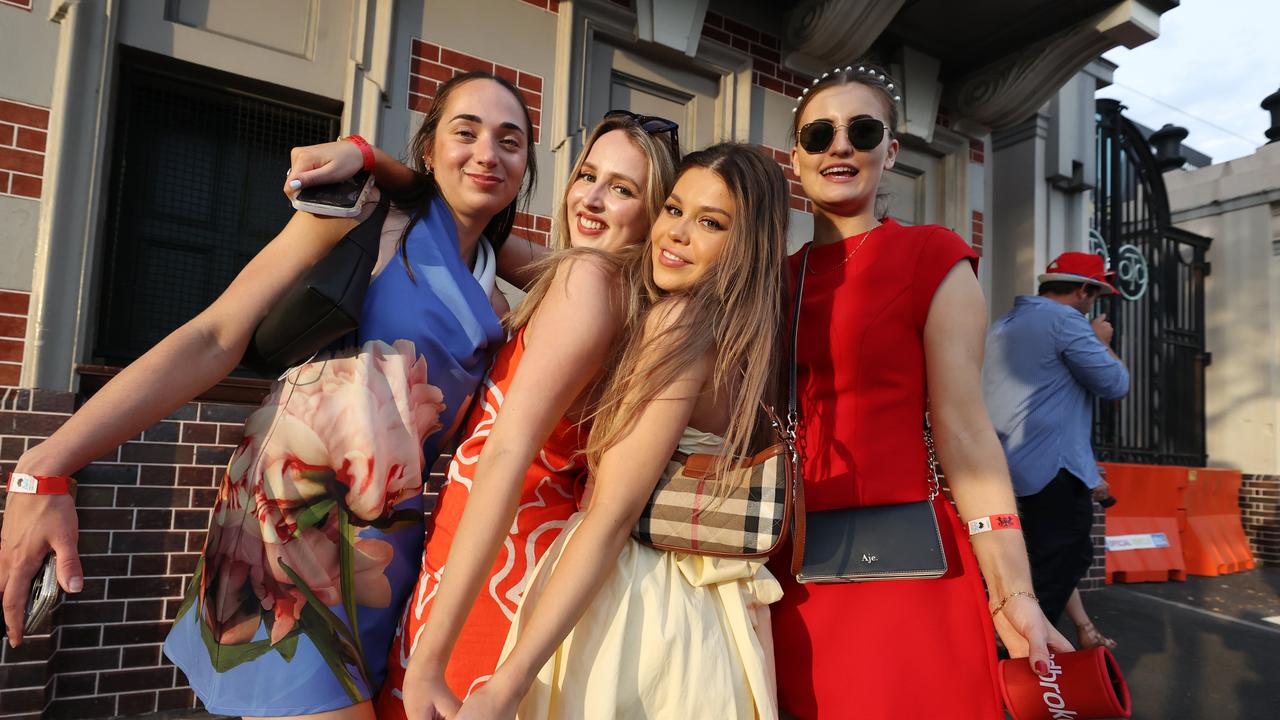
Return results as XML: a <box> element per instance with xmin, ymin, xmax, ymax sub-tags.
<box><xmin>95</xmin><ymin>52</ymin><xmax>340</xmax><ymax>367</ymax></box>
<box><xmin>1092</xmin><ymin>99</ymin><xmax>1211</xmax><ymax>466</ymax></box>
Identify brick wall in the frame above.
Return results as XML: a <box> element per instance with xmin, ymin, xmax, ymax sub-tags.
<box><xmin>0</xmin><ymin>389</ymin><xmax>252</xmax><ymax>718</ymax></box>
<box><xmin>1240</xmin><ymin>474</ymin><xmax>1279</xmax><ymax>566</ymax></box>
<box><xmin>0</xmin><ymin>98</ymin><xmax>49</xmax><ymax>201</ymax></box>
<box><xmin>0</xmin><ymin>290</ymin><xmax>28</xmax><ymax>387</ymax></box>
<box><xmin>408</xmin><ymin>40</ymin><xmax>544</xmax><ymax>145</ymax></box>
<box><xmin>513</xmin><ymin>211</ymin><xmax>553</xmax><ymax>246</ymax></box>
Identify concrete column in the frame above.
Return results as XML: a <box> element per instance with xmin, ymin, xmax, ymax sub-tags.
<box><xmin>22</xmin><ymin>0</ymin><xmax>119</xmax><ymax>391</ymax></box>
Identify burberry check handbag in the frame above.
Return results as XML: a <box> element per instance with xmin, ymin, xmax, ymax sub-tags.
<box><xmin>629</xmin><ymin>291</ymin><xmax>805</xmax><ymax>559</ymax></box>
<box><xmin>631</xmin><ymin>408</ymin><xmax>799</xmax><ymax>558</ymax></box>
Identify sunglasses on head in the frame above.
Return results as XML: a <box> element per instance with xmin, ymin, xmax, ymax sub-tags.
<box><xmin>604</xmin><ymin>109</ymin><xmax>681</xmax><ymax>162</ymax></box>
<box><xmin>798</xmin><ymin>118</ymin><xmax>888</xmax><ymax>154</ymax></box>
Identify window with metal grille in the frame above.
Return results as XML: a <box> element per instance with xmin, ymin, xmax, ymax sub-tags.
<box><xmin>95</xmin><ymin>49</ymin><xmax>341</xmax><ymax>369</ymax></box>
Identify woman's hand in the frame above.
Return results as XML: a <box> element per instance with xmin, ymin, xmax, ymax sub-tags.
<box><xmin>453</xmin><ymin>678</ymin><xmax>520</xmax><ymax>720</ymax></box>
<box><xmin>284</xmin><ymin>140</ymin><xmax>366</xmax><ymax>197</ymax></box>
<box><xmin>993</xmin><ymin>594</ymin><xmax>1075</xmax><ymax>674</ymax></box>
<box><xmin>401</xmin><ymin>657</ymin><xmax>462</xmax><ymax>720</ymax></box>
<box><xmin>0</xmin><ymin>489</ymin><xmax>82</xmax><ymax>647</ymax></box>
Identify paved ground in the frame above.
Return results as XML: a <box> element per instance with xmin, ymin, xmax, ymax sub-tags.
<box><xmin>1065</xmin><ymin>567</ymin><xmax>1280</xmax><ymax>720</ymax></box>
<box><xmin>135</xmin><ymin>568</ymin><xmax>1280</xmax><ymax>720</ymax></box>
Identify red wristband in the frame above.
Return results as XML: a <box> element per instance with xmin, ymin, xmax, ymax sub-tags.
<box><xmin>6</xmin><ymin>472</ymin><xmax>77</xmax><ymax>496</ymax></box>
<box><xmin>967</xmin><ymin>513</ymin><xmax>1021</xmax><ymax>535</ymax></box>
<box><xmin>343</xmin><ymin>134</ymin><xmax>376</xmax><ymax>173</ymax></box>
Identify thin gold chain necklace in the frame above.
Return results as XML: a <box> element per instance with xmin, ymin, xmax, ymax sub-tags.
<box><xmin>806</xmin><ymin>223</ymin><xmax>881</xmax><ymax>275</ymax></box>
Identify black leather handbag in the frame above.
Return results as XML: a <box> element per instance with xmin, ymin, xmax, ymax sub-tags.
<box><xmin>242</xmin><ymin>197</ymin><xmax>390</xmax><ymax>376</ymax></box>
<box><xmin>789</xmin><ymin>243</ymin><xmax>949</xmax><ymax>584</ymax></box>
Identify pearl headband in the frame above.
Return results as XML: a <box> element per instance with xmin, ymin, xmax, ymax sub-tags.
<box><xmin>792</xmin><ymin>65</ymin><xmax>902</xmax><ymax>113</ymax></box>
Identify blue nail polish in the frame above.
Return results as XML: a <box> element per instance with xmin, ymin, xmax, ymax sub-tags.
<box><xmin>289</xmin><ymin>179</ymin><xmax>302</xmax><ymax>190</ymax></box>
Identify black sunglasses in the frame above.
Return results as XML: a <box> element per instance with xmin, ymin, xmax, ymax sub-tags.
<box><xmin>604</xmin><ymin>109</ymin><xmax>681</xmax><ymax>162</ymax></box>
<box><xmin>798</xmin><ymin>118</ymin><xmax>888</xmax><ymax>154</ymax></box>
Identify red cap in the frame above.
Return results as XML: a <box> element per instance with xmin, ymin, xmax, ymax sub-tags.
<box><xmin>1038</xmin><ymin>252</ymin><xmax>1117</xmax><ymax>295</ymax></box>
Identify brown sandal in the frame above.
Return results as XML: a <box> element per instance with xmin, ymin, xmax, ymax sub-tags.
<box><xmin>1076</xmin><ymin>620</ymin><xmax>1117</xmax><ymax>650</ymax></box>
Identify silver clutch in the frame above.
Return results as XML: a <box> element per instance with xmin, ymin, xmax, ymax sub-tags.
<box><xmin>24</xmin><ymin>554</ymin><xmax>60</xmax><ymax>635</ymax></box>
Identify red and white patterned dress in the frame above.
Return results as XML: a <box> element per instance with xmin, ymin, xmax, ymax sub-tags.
<box><xmin>376</xmin><ymin>328</ymin><xmax>587</xmax><ymax>717</ymax></box>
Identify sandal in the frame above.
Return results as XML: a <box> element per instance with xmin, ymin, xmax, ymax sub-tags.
<box><xmin>1076</xmin><ymin>620</ymin><xmax>1117</xmax><ymax>651</ymax></box>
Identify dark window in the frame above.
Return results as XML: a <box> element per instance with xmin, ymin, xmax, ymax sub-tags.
<box><xmin>95</xmin><ymin>48</ymin><xmax>341</xmax><ymax>368</ymax></box>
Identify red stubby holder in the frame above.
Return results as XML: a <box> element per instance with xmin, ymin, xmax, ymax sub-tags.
<box><xmin>999</xmin><ymin>647</ymin><xmax>1132</xmax><ymax>720</ymax></box>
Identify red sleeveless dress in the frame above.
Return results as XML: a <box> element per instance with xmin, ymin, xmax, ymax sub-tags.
<box><xmin>376</xmin><ymin>328</ymin><xmax>586</xmax><ymax>717</ymax></box>
<box><xmin>768</xmin><ymin>219</ymin><xmax>1003</xmax><ymax>719</ymax></box>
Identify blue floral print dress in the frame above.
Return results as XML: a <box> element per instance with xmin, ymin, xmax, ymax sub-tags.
<box><xmin>163</xmin><ymin>196</ymin><xmax>506</xmax><ymax>716</ymax></box>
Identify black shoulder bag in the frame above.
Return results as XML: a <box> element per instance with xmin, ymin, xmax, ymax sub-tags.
<box><xmin>242</xmin><ymin>197</ymin><xmax>390</xmax><ymax>376</ymax></box>
<box><xmin>790</xmin><ymin>243</ymin><xmax>949</xmax><ymax>583</ymax></box>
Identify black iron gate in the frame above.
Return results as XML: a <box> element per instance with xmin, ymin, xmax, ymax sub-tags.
<box><xmin>1091</xmin><ymin>99</ymin><xmax>1211</xmax><ymax>466</ymax></box>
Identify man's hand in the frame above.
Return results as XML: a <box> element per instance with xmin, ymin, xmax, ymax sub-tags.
<box><xmin>1090</xmin><ymin>313</ymin><xmax>1115</xmax><ymax>345</ymax></box>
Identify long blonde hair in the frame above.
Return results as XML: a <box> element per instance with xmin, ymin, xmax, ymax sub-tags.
<box><xmin>507</xmin><ymin>116</ymin><xmax>677</xmax><ymax>330</ymax></box>
<box><xmin>584</xmin><ymin>143</ymin><xmax>790</xmax><ymax>494</ymax></box>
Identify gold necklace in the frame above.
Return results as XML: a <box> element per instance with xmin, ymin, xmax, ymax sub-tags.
<box><xmin>807</xmin><ymin>224</ymin><xmax>880</xmax><ymax>275</ymax></box>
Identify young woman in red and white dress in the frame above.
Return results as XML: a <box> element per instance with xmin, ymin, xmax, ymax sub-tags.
<box><xmin>768</xmin><ymin>63</ymin><xmax>1074</xmax><ymax>719</ymax></box>
<box><xmin>289</xmin><ymin>115</ymin><xmax>680</xmax><ymax>719</ymax></box>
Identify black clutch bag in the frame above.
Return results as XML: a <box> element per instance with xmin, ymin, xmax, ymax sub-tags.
<box><xmin>242</xmin><ymin>197</ymin><xmax>389</xmax><ymax>376</ymax></box>
<box><xmin>787</xmin><ymin>243</ymin><xmax>949</xmax><ymax>584</ymax></box>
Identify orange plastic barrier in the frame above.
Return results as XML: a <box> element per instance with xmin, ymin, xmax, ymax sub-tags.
<box><xmin>1101</xmin><ymin>462</ymin><xmax>1187</xmax><ymax>583</ymax></box>
<box><xmin>1181</xmin><ymin>468</ymin><xmax>1256</xmax><ymax>576</ymax></box>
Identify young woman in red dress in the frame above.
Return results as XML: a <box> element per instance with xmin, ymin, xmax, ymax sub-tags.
<box><xmin>768</xmin><ymin>64</ymin><xmax>1073</xmax><ymax>719</ymax></box>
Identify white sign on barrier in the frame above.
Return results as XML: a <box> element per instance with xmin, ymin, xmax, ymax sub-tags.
<box><xmin>1105</xmin><ymin>533</ymin><xmax>1170</xmax><ymax>551</ymax></box>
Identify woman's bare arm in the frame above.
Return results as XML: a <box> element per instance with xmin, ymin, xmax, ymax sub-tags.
<box><xmin>469</xmin><ymin>308</ymin><xmax>711</xmax><ymax>715</ymax></box>
<box><xmin>1</xmin><ymin>206</ymin><xmax>373</xmax><ymax>646</ymax></box>
<box><xmin>923</xmin><ymin>263</ymin><xmax>1073</xmax><ymax>670</ymax></box>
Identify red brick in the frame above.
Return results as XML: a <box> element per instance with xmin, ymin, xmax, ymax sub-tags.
<box><xmin>412</xmin><ymin>38</ymin><xmax>439</xmax><ymax>63</ymax></box>
<box><xmin>0</xmin><ymin>170</ymin><xmax>9</xmax><ymax>194</ymax></box>
<box><xmin>535</xmin><ymin>215</ymin><xmax>551</xmax><ymax>232</ymax></box>
<box><xmin>756</xmin><ymin>74</ymin><xmax>786</xmax><ymax>95</ymax></box>
<box><xmin>409</xmin><ymin>94</ymin><xmax>432</xmax><ymax>114</ymax></box>
<box><xmin>0</xmin><ymin>123</ymin><xmax>13</xmax><ymax>145</ymax></box>
<box><xmin>0</xmin><ymin>100</ymin><xmax>49</xmax><ymax>130</ymax></box>
<box><xmin>418</xmin><ymin>60</ymin><xmax>454</xmax><ymax>83</ymax></box>
<box><xmin>527</xmin><ymin>106</ymin><xmax>541</xmax><ymax>127</ymax></box>
<box><xmin>410</xmin><ymin>74</ymin><xmax>439</xmax><ymax>97</ymax></box>
<box><xmin>704</xmin><ymin>11</ymin><xmax>725</xmax><ymax>28</ymax></box>
<box><xmin>0</xmin><ymin>146</ymin><xmax>43</xmax><ymax>175</ymax></box>
<box><xmin>9</xmin><ymin>174</ymin><xmax>40</xmax><ymax>199</ymax></box>
<box><xmin>441</xmin><ymin>49</ymin><xmax>493</xmax><ymax>74</ymax></box>
<box><xmin>972</xmin><ymin>210</ymin><xmax>984</xmax><ymax>223</ymax></box>
<box><xmin>0</xmin><ymin>363</ymin><xmax>19</xmax><ymax>386</ymax></box>
<box><xmin>14</xmin><ymin>127</ymin><xmax>44</xmax><ymax>153</ymax></box>
<box><xmin>750</xmin><ymin>42</ymin><xmax>781</xmax><ymax>65</ymax></box>
<box><xmin>752</xmin><ymin>57</ymin><xmax>777</xmax><ymax>77</ymax></box>
<box><xmin>789</xmin><ymin>195</ymin><xmax>808</xmax><ymax>211</ymax></box>
<box><xmin>0</xmin><ymin>289</ymin><xmax>28</xmax><ymax>314</ymax></box>
<box><xmin>495</xmin><ymin>64</ymin><xmax>518</xmax><ymax>86</ymax></box>
<box><xmin>517</xmin><ymin>72</ymin><xmax>543</xmax><ymax>94</ymax></box>
<box><xmin>730</xmin><ymin>34</ymin><xmax>749</xmax><ymax>52</ymax></box>
<box><xmin>702</xmin><ymin>26</ymin><xmax>731</xmax><ymax>45</ymax></box>
<box><xmin>722</xmin><ymin>18</ymin><xmax>760</xmax><ymax>43</ymax></box>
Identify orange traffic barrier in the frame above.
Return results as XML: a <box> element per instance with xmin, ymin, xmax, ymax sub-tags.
<box><xmin>1101</xmin><ymin>462</ymin><xmax>1187</xmax><ymax>583</ymax></box>
<box><xmin>1181</xmin><ymin>468</ymin><xmax>1255</xmax><ymax>576</ymax></box>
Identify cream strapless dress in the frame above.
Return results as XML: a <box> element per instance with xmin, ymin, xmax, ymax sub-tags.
<box><xmin>498</xmin><ymin>427</ymin><xmax>782</xmax><ymax>719</ymax></box>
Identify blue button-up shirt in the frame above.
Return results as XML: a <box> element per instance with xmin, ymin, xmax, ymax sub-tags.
<box><xmin>983</xmin><ymin>295</ymin><xmax>1130</xmax><ymax>497</ymax></box>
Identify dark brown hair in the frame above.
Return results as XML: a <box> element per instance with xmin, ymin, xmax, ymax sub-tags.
<box><xmin>393</xmin><ymin>71</ymin><xmax>538</xmax><ymax>270</ymax></box>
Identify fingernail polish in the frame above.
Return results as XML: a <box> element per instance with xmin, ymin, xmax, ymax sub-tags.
<box><xmin>69</xmin><ymin>576</ymin><xmax>83</xmax><ymax>593</ymax></box>
<box><xmin>289</xmin><ymin>179</ymin><xmax>302</xmax><ymax>190</ymax></box>
<box><xmin>8</xmin><ymin>638</ymin><xmax>16</xmax><ymax>649</ymax></box>
<box><xmin>1034</xmin><ymin>660</ymin><xmax>1048</xmax><ymax>675</ymax></box>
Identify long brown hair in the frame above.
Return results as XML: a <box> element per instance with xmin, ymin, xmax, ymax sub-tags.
<box><xmin>507</xmin><ymin>116</ymin><xmax>677</xmax><ymax>331</ymax></box>
<box><xmin>584</xmin><ymin>143</ymin><xmax>789</xmax><ymax>494</ymax></box>
<box><xmin>392</xmin><ymin>71</ymin><xmax>538</xmax><ymax>272</ymax></box>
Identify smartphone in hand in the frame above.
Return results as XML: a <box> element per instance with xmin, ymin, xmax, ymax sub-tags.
<box><xmin>290</xmin><ymin>171</ymin><xmax>374</xmax><ymax>217</ymax></box>
<box><xmin>24</xmin><ymin>554</ymin><xmax>59</xmax><ymax>635</ymax></box>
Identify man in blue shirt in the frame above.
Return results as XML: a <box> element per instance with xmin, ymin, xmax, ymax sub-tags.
<box><xmin>984</xmin><ymin>252</ymin><xmax>1129</xmax><ymax>625</ymax></box>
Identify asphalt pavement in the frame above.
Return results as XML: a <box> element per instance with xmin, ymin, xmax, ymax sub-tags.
<box><xmin>1066</xmin><ymin>567</ymin><xmax>1280</xmax><ymax>720</ymax></box>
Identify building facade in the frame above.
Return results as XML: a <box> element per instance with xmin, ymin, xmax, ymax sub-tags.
<box><xmin>0</xmin><ymin>0</ymin><xmax>1174</xmax><ymax>717</ymax></box>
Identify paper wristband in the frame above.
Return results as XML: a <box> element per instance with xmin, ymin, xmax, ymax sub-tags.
<box><xmin>6</xmin><ymin>472</ymin><xmax>76</xmax><ymax>496</ymax></box>
<box><xmin>343</xmin><ymin>134</ymin><xmax>376</xmax><ymax>173</ymax></box>
<box><xmin>967</xmin><ymin>513</ymin><xmax>1022</xmax><ymax>535</ymax></box>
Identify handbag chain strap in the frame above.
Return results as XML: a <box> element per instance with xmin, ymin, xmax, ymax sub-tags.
<box><xmin>791</xmin><ymin>243</ymin><xmax>940</xmax><ymax>501</ymax></box>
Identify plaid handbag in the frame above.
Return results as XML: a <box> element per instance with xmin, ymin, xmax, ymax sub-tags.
<box><xmin>631</xmin><ymin>423</ymin><xmax>797</xmax><ymax>558</ymax></box>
